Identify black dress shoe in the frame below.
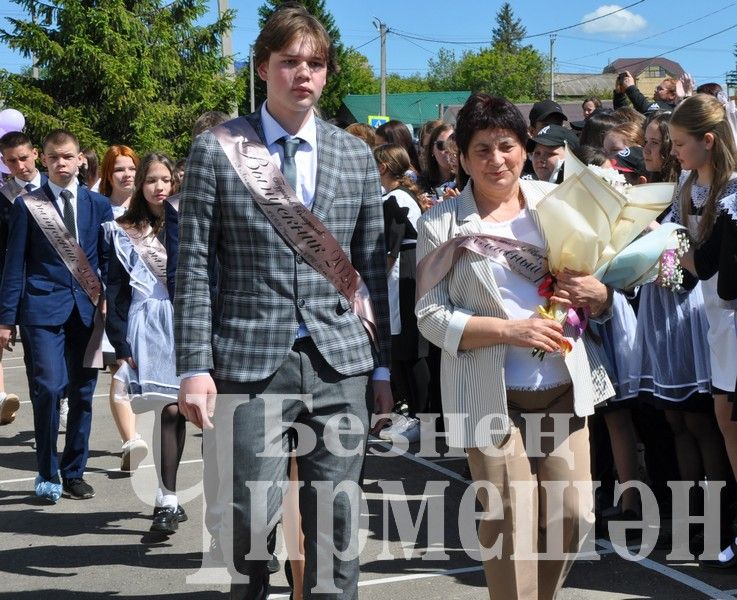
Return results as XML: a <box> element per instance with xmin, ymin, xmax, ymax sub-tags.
<box><xmin>151</xmin><ymin>506</ymin><xmax>179</xmax><ymax>534</ymax></box>
<box><xmin>62</xmin><ymin>478</ymin><xmax>95</xmax><ymax>499</ymax></box>
<box><xmin>176</xmin><ymin>505</ymin><xmax>188</xmax><ymax>522</ymax></box>
<box><xmin>267</xmin><ymin>553</ymin><xmax>280</xmax><ymax>574</ymax></box>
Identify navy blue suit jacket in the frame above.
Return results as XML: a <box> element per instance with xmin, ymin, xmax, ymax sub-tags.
<box><xmin>0</xmin><ymin>183</ymin><xmax>113</xmax><ymax>328</ymax></box>
<box><xmin>164</xmin><ymin>197</ymin><xmax>179</xmax><ymax>300</ymax></box>
<box><xmin>164</xmin><ymin>194</ymin><xmax>218</xmax><ymax>302</ymax></box>
<box><xmin>0</xmin><ymin>173</ymin><xmax>48</xmax><ymax>270</ymax></box>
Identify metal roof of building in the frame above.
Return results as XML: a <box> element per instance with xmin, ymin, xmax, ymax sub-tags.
<box><xmin>339</xmin><ymin>91</ymin><xmax>471</xmax><ymax>129</ymax></box>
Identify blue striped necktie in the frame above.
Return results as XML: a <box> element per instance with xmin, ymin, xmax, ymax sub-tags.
<box><xmin>279</xmin><ymin>137</ymin><xmax>301</xmax><ymax>191</ymax></box>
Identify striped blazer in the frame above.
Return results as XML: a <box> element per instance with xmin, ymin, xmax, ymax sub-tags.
<box><xmin>173</xmin><ymin>111</ymin><xmax>391</xmax><ymax>382</ymax></box>
<box><xmin>416</xmin><ymin>179</ymin><xmax>614</xmax><ymax>449</ymax></box>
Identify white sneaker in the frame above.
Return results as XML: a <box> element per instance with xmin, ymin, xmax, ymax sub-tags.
<box><xmin>121</xmin><ymin>435</ymin><xmax>149</xmax><ymax>472</ymax></box>
<box><xmin>0</xmin><ymin>393</ymin><xmax>20</xmax><ymax>425</ymax></box>
<box><xmin>378</xmin><ymin>414</ymin><xmax>422</xmax><ymax>443</ymax></box>
<box><xmin>58</xmin><ymin>398</ymin><xmax>69</xmax><ymax>430</ymax></box>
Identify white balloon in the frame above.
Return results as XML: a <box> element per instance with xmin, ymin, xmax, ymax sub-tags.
<box><xmin>0</xmin><ymin>108</ymin><xmax>25</xmax><ymax>133</ymax></box>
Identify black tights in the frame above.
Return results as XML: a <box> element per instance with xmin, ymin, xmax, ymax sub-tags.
<box><xmin>391</xmin><ymin>357</ymin><xmax>431</xmax><ymax>417</ymax></box>
<box><xmin>152</xmin><ymin>402</ymin><xmax>186</xmax><ymax>494</ymax></box>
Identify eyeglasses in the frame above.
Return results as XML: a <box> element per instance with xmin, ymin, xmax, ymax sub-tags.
<box><xmin>434</xmin><ymin>140</ymin><xmax>446</xmax><ymax>151</ymax></box>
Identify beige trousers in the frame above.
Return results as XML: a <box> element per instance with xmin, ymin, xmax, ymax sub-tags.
<box><xmin>466</xmin><ymin>384</ymin><xmax>594</xmax><ymax>600</ymax></box>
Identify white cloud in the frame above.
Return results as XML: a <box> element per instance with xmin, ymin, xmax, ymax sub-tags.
<box><xmin>580</xmin><ymin>5</ymin><xmax>647</xmax><ymax>34</ymax></box>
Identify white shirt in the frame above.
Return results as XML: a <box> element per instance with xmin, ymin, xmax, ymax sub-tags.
<box><xmin>260</xmin><ymin>102</ymin><xmax>318</xmax><ymax>209</ymax></box>
<box><xmin>15</xmin><ymin>171</ymin><xmax>42</xmax><ymax>191</ymax></box>
<box><xmin>478</xmin><ymin>211</ymin><xmax>571</xmax><ymax>390</ymax></box>
<box><xmin>383</xmin><ymin>187</ymin><xmax>421</xmax><ymax>335</ymax></box>
<box><xmin>47</xmin><ymin>179</ymin><xmax>80</xmax><ymax>236</ymax></box>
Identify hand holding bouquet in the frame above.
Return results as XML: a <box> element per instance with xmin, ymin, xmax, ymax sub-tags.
<box><xmin>531</xmin><ymin>146</ymin><xmax>675</xmax><ymax>358</ymax></box>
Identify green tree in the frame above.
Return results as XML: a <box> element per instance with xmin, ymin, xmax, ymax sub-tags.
<box><xmin>0</xmin><ymin>0</ymin><xmax>242</xmax><ymax>158</ymax></box>
<box><xmin>385</xmin><ymin>73</ymin><xmax>431</xmax><ymax>94</ymax></box>
<box><xmin>727</xmin><ymin>44</ymin><xmax>737</xmax><ymax>93</ymax></box>
<box><xmin>258</xmin><ymin>0</ymin><xmax>371</xmax><ymax>119</ymax></box>
<box><xmin>455</xmin><ymin>47</ymin><xmax>545</xmax><ymax>102</ymax></box>
<box><xmin>425</xmin><ymin>48</ymin><xmax>461</xmax><ymax>91</ymax></box>
<box><xmin>491</xmin><ymin>2</ymin><xmax>527</xmax><ymax>54</ymax></box>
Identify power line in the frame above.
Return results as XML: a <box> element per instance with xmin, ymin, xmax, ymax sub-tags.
<box><xmin>523</xmin><ymin>0</ymin><xmax>646</xmax><ymax>39</ymax></box>
<box><xmin>552</xmin><ymin>22</ymin><xmax>737</xmax><ymax>87</ymax></box>
<box><xmin>353</xmin><ymin>34</ymin><xmax>380</xmax><ymax>50</ymax></box>
<box><xmin>391</xmin><ymin>32</ymin><xmax>436</xmax><ymax>55</ymax></box>
<box><xmin>386</xmin><ymin>1</ymin><xmax>647</xmax><ymax>46</ymax></box>
<box><xmin>564</xmin><ymin>1</ymin><xmax>737</xmax><ymax>62</ymax></box>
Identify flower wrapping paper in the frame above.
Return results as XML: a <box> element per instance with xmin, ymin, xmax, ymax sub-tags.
<box><xmin>536</xmin><ymin>146</ymin><xmax>675</xmax><ymax>276</ymax></box>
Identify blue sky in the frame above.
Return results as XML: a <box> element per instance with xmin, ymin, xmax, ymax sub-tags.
<box><xmin>1</xmin><ymin>1</ymin><xmax>736</xmax><ymax>90</ymax></box>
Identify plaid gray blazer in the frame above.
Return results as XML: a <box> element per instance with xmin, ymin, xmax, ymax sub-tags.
<box><xmin>416</xmin><ymin>179</ymin><xmax>614</xmax><ymax>449</ymax></box>
<box><xmin>173</xmin><ymin>111</ymin><xmax>391</xmax><ymax>382</ymax></box>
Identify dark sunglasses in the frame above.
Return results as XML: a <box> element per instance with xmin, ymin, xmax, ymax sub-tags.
<box><xmin>434</xmin><ymin>140</ymin><xmax>447</xmax><ymax>151</ymax></box>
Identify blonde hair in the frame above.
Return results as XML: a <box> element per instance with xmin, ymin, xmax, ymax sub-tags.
<box><xmin>670</xmin><ymin>94</ymin><xmax>737</xmax><ymax>243</ymax></box>
<box><xmin>345</xmin><ymin>123</ymin><xmax>376</xmax><ymax>148</ymax></box>
<box><xmin>607</xmin><ymin>120</ymin><xmax>644</xmax><ymax>147</ymax></box>
<box><xmin>658</xmin><ymin>78</ymin><xmax>678</xmax><ymax>101</ymax></box>
<box><xmin>373</xmin><ymin>143</ymin><xmax>428</xmax><ymax>211</ymax></box>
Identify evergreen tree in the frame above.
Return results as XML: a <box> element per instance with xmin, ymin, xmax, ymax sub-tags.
<box><xmin>491</xmin><ymin>2</ymin><xmax>527</xmax><ymax>54</ymax></box>
<box><xmin>0</xmin><ymin>0</ymin><xmax>243</xmax><ymax>158</ymax></box>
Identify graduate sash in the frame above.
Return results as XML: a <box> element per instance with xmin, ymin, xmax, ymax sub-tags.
<box><xmin>416</xmin><ymin>233</ymin><xmax>549</xmax><ymax>301</ymax></box>
<box><xmin>22</xmin><ymin>189</ymin><xmax>105</xmax><ymax>368</ymax></box>
<box><xmin>212</xmin><ymin>118</ymin><xmax>379</xmax><ymax>350</ymax></box>
<box><xmin>0</xmin><ymin>179</ymin><xmax>22</xmax><ymax>204</ymax></box>
<box><xmin>119</xmin><ymin>224</ymin><xmax>168</xmax><ymax>289</ymax></box>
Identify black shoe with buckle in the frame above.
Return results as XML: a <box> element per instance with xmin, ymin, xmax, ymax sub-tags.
<box><xmin>151</xmin><ymin>506</ymin><xmax>179</xmax><ymax>534</ymax></box>
<box><xmin>62</xmin><ymin>477</ymin><xmax>95</xmax><ymax>499</ymax></box>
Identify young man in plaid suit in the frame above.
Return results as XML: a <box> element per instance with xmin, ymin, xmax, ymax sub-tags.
<box><xmin>174</xmin><ymin>4</ymin><xmax>392</xmax><ymax>598</ymax></box>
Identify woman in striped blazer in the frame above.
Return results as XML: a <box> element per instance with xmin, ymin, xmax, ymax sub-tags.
<box><xmin>416</xmin><ymin>93</ymin><xmax>614</xmax><ymax>600</ymax></box>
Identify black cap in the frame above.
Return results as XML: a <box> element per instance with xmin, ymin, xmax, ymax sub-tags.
<box><xmin>526</xmin><ymin>124</ymin><xmax>580</xmax><ymax>153</ymax></box>
<box><xmin>610</xmin><ymin>146</ymin><xmax>646</xmax><ymax>175</ymax></box>
<box><xmin>529</xmin><ymin>99</ymin><xmax>568</xmax><ymax>124</ymax></box>
<box><xmin>569</xmin><ymin>119</ymin><xmax>586</xmax><ymax>131</ymax></box>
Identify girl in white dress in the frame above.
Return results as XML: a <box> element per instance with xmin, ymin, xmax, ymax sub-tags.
<box><xmin>104</xmin><ymin>153</ymin><xmax>185</xmax><ymax>534</ymax></box>
<box><xmin>670</xmin><ymin>94</ymin><xmax>737</xmax><ymax>565</ymax></box>
<box><xmin>99</xmin><ymin>145</ymin><xmax>148</xmax><ymax>471</ymax></box>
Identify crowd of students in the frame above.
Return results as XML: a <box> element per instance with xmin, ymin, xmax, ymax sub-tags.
<box><xmin>0</xmin><ymin>7</ymin><xmax>736</xmax><ymax>596</ymax></box>
<box><xmin>357</xmin><ymin>82</ymin><xmax>737</xmax><ymax>577</ymax></box>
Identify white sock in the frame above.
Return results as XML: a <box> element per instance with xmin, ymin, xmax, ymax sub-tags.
<box><xmin>155</xmin><ymin>487</ymin><xmax>165</xmax><ymax>508</ymax></box>
<box><xmin>718</xmin><ymin>538</ymin><xmax>737</xmax><ymax>562</ymax></box>
<box><xmin>0</xmin><ymin>392</ymin><xmax>7</xmax><ymax>402</ymax></box>
<box><xmin>161</xmin><ymin>494</ymin><xmax>178</xmax><ymax>510</ymax></box>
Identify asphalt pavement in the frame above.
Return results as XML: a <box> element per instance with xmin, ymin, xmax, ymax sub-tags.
<box><xmin>3</xmin><ymin>345</ymin><xmax>737</xmax><ymax>599</ymax></box>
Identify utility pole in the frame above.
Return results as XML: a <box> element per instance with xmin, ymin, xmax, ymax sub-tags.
<box><xmin>218</xmin><ymin>0</ymin><xmax>237</xmax><ymax>117</ymax></box>
<box><xmin>249</xmin><ymin>45</ymin><xmax>256</xmax><ymax>113</ymax></box>
<box><xmin>374</xmin><ymin>18</ymin><xmax>387</xmax><ymax>116</ymax></box>
<box><xmin>31</xmin><ymin>5</ymin><xmax>39</xmax><ymax>79</ymax></box>
<box><xmin>549</xmin><ymin>34</ymin><xmax>556</xmax><ymax>100</ymax></box>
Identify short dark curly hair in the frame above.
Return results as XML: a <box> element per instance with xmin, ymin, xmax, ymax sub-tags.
<box><xmin>454</xmin><ymin>93</ymin><xmax>528</xmax><ymax>159</ymax></box>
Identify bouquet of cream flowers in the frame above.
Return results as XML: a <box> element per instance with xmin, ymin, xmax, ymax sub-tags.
<box><xmin>532</xmin><ymin>146</ymin><xmax>675</xmax><ymax>357</ymax></box>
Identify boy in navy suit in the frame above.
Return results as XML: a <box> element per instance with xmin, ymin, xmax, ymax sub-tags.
<box><xmin>0</xmin><ymin>131</ymin><xmax>46</xmax><ymax>426</ymax></box>
<box><xmin>0</xmin><ymin>129</ymin><xmax>112</xmax><ymax>503</ymax></box>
